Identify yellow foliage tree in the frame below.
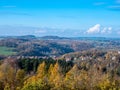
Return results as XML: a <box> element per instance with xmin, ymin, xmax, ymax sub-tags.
<box><xmin>22</xmin><ymin>62</ymin><xmax>51</xmax><ymax>90</ymax></box>
<box><xmin>48</xmin><ymin>62</ymin><xmax>64</xmax><ymax>90</ymax></box>
<box><xmin>37</xmin><ymin>61</ymin><xmax>46</xmax><ymax>79</ymax></box>
<box><xmin>65</xmin><ymin>64</ymin><xmax>80</xmax><ymax>90</ymax></box>
<box><xmin>0</xmin><ymin>63</ymin><xmax>17</xmax><ymax>90</ymax></box>
<box><xmin>16</xmin><ymin>69</ymin><xmax>25</xmax><ymax>89</ymax></box>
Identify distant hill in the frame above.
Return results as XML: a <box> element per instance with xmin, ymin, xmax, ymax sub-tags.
<box><xmin>40</xmin><ymin>36</ymin><xmax>70</xmax><ymax>40</ymax></box>
<box><xmin>4</xmin><ymin>35</ymin><xmax>36</xmax><ymax>40</ymax></box>
<box><xmin>0</xmin><ymin>35</ymin><xmax>120</xmax><ymax>57</ymax></box>
<box><xmin>17</xmin><ymin>35</ymin><xmax>36</xmax><ymax>39</ymax></box>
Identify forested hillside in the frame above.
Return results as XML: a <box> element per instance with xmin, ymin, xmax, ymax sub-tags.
<box><xmin>0</xmin><ymin>36</ymin><xmax>120</xmax><ymax>57</ymax></box>
<box><xmin>0</xmin><ymin>36</ymin><xmax>120</xmax><ymax>90</ymax></box>
<box><xmin>0</xmin><ymin>50</ymin><xmax>120</xmax><ymax>90</ymax></box>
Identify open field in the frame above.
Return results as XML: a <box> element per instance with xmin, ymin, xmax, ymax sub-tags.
<box><xmin>0</xmin><ymin>46</ymin><xmax>16</xmax><ymax>56</ymax></box>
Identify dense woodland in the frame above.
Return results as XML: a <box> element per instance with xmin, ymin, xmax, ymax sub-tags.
<box><xmin>0</xmin><ymin>50</ymin><xmax>120</xmax><ymax>90</ymax></box>
<box><xmin>0</xmin><ymin>36</ymin><xmax>120</xmax><ymax>90</ymax></box>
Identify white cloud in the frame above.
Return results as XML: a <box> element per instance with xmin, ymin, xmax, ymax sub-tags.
<box><xmin>108</xmin><ymin>27</ymin><xmax>112</xmax><ymax>30</ymax></box>
<box><xmin>101</xmin><ymin>27</ymin><xmax>107</xmax><ymax>33</ymax></box>
<box><xmin>86</xmin><ymin>24</ymin><xmax>100</xmax><ymax>34</ymax></box>
<box><xmin>101</xmin><ymin>27</ymin><xmax>112</xmax><ymax>34</ymax></box>
<box><xmin>86</xmin><ymin>24</ymin><xmax>112</xmax><ymax>35</ymax></box>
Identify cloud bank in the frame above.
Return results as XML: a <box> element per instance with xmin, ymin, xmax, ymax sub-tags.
<box><xmin>86</xmin><ymin>24</ymin><xmax>100</xmax><ymax>34</ymax></box>
<box><xmin>86</xmin><ymin>24</ymin><xmax>112</xmax><ymax>35</ymax></box>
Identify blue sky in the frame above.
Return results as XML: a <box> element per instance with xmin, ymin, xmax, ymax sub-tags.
<box><xmin>0</xmin><ymin>0</ymin><xmax>120</xmax><ymax>37</ymax></box>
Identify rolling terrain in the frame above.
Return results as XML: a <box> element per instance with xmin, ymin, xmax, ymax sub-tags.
<box><xmin>0</xmin><ymin>36</ymin><xmax>120</xmax><ymax>89</ymax></box>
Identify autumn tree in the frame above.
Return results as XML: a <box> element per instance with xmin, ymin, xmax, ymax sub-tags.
<box><xmin>22</xmin><ymin>62</ymin><xmax>51</xmax><ymax>90</ymax></box>
<box><xmin>64</xmin><ymin>64</ymin><xmax>81</xmax><ymax>90</ymax></box>
<box><xmin>48</xmin><ymin>62</ymin><xmax>65</xmax><ymax>90</ymax></box>
<box><xmin>16</xmin><ymin>69</ymin><xmax>25</xmax><ymax>90</ymax></box>
<box><xmin>0</xmin><ymin>63</ymin><xmax>17</xmax><ymax>90</ymax></box>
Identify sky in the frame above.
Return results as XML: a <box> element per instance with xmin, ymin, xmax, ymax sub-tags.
<box><xmin>0</xmin><ymin>0</ymin><xmax>120</xmax><ymax>37</ymax></box>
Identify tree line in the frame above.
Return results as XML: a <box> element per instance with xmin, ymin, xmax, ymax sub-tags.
<box><xmin>0</xmin><ymin>54</ymin><xmax>120</xmax><ymax>90</ymax></box>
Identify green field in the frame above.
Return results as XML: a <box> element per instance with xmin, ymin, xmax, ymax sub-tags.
<box><xmin>0</xmin><ymin>46</ymin><xmax>16</xmax><ymax>56</ymax></box>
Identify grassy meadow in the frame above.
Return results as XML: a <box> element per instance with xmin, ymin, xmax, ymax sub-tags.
<box><xmin>0</xmin><ymin>46</ymin><xmax>16</xmax><ymax>56</ymax></box>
